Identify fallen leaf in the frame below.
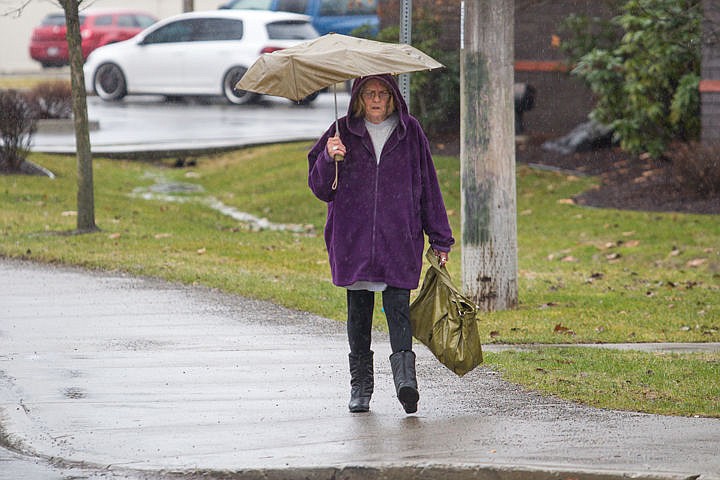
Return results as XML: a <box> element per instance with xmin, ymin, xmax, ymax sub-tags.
<box><xmin>561</xmin><ymin>256</ymin><xmax>578</xmax><ymax>262</ymax></box>
<box><xmin>625</xmin><ymin>240</ymin><xmax>640</xmax><ymax>248</ymax></box>
<box><xmin>154</xmin><ymin>233</ymin><xmax>172</xmax><ymax>239</ymax></box>
<box><xmin>554</xmin><ymin>323</ymin><xmax>572</xmax><ymax>334</ymax></box>
<box><xmin>557</xmin><ymin>198</ymin><xmax>575</xmax><ymax>205</ymax></box>
<box><xmin>489</xmin><ymin>331</ymin><xmax>500</xmax><ymax>338</ymax></box>
<box><xmin>606</xmin><ymin>253</ymin><xmax>621</xmax><ymax>260</ymax></box>
<box><xmin>61</xmin><ymin>211</ymin><xmax>77</xmax><ymax>217</ymax></box>
<box><xmin>196</xmin><ymin>247</ymin><xmax>206</xmax><ymax>255</ymax></box>
<box><xmin>108</xmin><ymin>233</ymin><xmax>121</xmax><ymax>239</ymax></box>
<box><xmin>686</xmin><ymin>258</ymin><xmax>707</xmax><ymax>267</ymax></box>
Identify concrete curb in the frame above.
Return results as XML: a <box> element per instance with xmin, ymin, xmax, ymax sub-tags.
<box><xmin>152</xmin><ymin>465</ymin><xmax>713</xmax><ymax>480</ymax></box>
<box><xmin>35</xmin><ymin>459</ymin><xmax>715</xmax><ymax>480</ymax></box>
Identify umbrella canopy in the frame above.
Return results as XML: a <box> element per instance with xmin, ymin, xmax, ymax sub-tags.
<box><xmin>236</xmin><ymin>33</ymin><xmax>443</xmax><ymax>101</ymax></box>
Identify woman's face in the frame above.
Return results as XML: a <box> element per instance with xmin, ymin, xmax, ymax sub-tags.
<box><xmin>359</xmin><ymin>79</ymin><xmax>393</xmax><ymax>124</ymax></box>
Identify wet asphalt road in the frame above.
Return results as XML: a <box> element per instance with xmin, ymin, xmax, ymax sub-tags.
<box><xmin>31</xmin><ymin>90</ymin><xmax>351</xmax><ymax>156</ymax></box>
<box><xmin>2</xmin><ymin>260</ymin><xmax>720</xmax><ymax>480</ymax></box>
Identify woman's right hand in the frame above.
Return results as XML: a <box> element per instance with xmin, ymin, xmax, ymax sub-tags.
<box><xmin>326</xmin><ymin>135</ymin><xmax>346</xmax><ymax>158</ymax></box>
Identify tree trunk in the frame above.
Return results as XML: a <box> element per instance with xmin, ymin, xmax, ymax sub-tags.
<box><xmin>460</xmin><ymin>0</ymin><xmax>518</xmax><ymax>311</ymax></box>
<box><xmin>60</xmin><ymin>0</ymin><xmax>98</xmax><ymax>233</ymax></box>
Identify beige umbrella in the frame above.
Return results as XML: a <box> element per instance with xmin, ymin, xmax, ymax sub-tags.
<box><xmin>235</xmin><ymin>33</ymin><xmax>444</xmax><ymax>102</ymax></box>
<box><xmin>235</xmin><ymin>33</ymin><xmax>443</xmax><ymax>188</ymax></box>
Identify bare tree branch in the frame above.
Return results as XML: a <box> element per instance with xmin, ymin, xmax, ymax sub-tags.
<box><xmin>1</xmin><ymin>0</ymin><xmax>32</xmax><ymax>17</ymax></box>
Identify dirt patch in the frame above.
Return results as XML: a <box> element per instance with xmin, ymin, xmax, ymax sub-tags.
<box><xmin>432</xmin><ymin>134</ymin><xmax>720</xmax><ymax>215</ymax></box>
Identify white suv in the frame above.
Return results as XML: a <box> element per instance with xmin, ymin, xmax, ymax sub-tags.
<box><xmin>84</xmin><ymin>9</ymin><xmax>319</xmax><ymax>104</ymax></box>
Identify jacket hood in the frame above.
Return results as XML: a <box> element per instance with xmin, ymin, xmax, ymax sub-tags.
<box><xmin>345</xmin><ymin>74</ymin><xmax>409</xmax><ymax>137</ymax></box>
<box><xmin>348</xmin><ymin>74</ymin><xmax>408</xmax><ymax>117</ymax></box>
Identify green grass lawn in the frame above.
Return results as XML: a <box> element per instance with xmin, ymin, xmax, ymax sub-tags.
<box><xmin>1</xmin><ymin>143</ymin><xmax>718</xmax><ymax>417</ymax></box>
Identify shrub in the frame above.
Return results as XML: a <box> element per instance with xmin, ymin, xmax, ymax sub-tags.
<box><xmin>667</xmin><ymin>142</ymin><xmax>720</xmax><ymax>195</ymax></box>
<box><xmin>374</xmin><ymin>15</ymin><xmax>460</xmax><ymax>137</ymax></box>
<box><xmin>0</xmin><ymin>89</ymin><xmax>37</xmax><ymax>172</ymax></box>
<box><xmin>27</xmin><ymin>80</ymin><xmax>73</xmax><ymax>120</ymax></box>
<box><xmin>567</xmin><ymin>0</ymin><xmax>703</xmax><ymax>158</ymax></box>
<box><xmin>558</xmin><ymin>11</ymin><xmax>621</xmax><ymax>67</ymax></box>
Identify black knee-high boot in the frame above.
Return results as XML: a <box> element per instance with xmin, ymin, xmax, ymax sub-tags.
<box><xmin>389</xmin><ymin>350</ymin><xmax>419</xmax><ymax>414</ymax></box>
<box><xmin>348</xmin><ymin>350</ymin><xmax>374</xmax><ymax>412</ymax></box>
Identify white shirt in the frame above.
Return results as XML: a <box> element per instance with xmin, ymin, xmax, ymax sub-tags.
<box><xmin>364</xmin><ymin>113</ymin><xmax>398</xmax><ymax>164</ymax></box>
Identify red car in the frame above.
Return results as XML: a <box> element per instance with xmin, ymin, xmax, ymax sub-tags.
<box><xmin>29</xmin><ymin>9</ymin><xmax>158</xmax><ymax>68</ymax></box>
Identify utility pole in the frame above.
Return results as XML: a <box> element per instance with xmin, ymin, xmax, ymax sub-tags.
<box><xmin>701</xmin><ymin>0</ymin><xmax>720</xmax><ymax>142</ymax></box>
<box><xmin>398</xmin><ymin>0</ymin><xmax>411</xmax><ymax>109</ymax></box>
<box><xmin>460</xmin><ymin>0</ymin><xmax>518</xmax><ymax>311</ymax></box>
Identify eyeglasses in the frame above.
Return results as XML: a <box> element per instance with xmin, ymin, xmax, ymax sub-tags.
<box><xmin>361</xmin><ymin>90</ymin><xmax>391</xmax><ymax>101</ymax></box>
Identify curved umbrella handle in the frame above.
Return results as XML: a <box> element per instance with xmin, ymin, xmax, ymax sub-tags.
<box><xmin>331</xmin><ymin>160</ymin><xmax>340</xmax><ymax>190</ymax></box>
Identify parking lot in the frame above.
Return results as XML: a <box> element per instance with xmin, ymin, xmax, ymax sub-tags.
<box><xmin>32</xmin><ymin>89</ymin><xmax>351</xmax><ymax>156</ymax></box>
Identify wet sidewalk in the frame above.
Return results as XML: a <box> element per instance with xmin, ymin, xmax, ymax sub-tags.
<box><xmin>1</xmin><ymin>259</ymin><xmax>719</xmax><ymax>480</ymax></box>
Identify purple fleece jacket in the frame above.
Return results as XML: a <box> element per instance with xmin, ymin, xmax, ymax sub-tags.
<box><xmin>308</xmin><ymin>74</ymin><xmax>454</xmax><ymax>290</ymax></box>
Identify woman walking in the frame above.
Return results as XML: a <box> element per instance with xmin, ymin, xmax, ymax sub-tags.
<box><xmin>308</xmin><ymin>74</ymin><xmax>454</xmax><ymax>414</ymax></box>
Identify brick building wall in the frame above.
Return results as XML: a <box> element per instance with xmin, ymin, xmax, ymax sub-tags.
<box><xmin>379</xmin><ymin>0</ymin><xmax>617</xmax><ymax>136</ymax></box>
<box><xmin>701</xmin><ymin>0</ymin><xmax>720</xmax><ymax>142</ymax></box>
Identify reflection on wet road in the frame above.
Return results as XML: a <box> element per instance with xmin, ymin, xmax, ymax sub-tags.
<box><xmin>32</xmin><ymin>92</ymin><xmax>351</xmax><ymax>155</ymax></box>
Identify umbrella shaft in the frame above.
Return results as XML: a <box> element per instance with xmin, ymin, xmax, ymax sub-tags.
<box><xmin>334</xmin><ymin>83</ymin><xmax>339</xmax><ymax>134</ymax></box>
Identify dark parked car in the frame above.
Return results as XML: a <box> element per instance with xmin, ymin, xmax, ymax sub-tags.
<box><xmin>29</xmin><ymin>9</ymin><xmax>158</xmax><ymax>68</ymax></box>
<box><xmin>218</xmin><ymin>0</ymin><xmax>379</xmax><ymax>36</ymax></box>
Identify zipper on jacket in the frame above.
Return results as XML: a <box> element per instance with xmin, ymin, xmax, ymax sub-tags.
<box><xmin>370</xmin><ymin>157</ymin><xmax>380</xmax><ymax>269</ymax></box>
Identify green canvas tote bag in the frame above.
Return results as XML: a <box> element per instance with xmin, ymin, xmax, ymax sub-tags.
<box><xmin>410</xmin><ymin>248</ymin><xmax>483</xmax><ymax>376</ymax></box>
